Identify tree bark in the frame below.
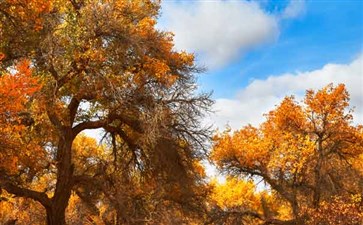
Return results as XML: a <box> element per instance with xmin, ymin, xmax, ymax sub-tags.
<box><xmin>313</xmin><ymin>139</ymin><xmax>324</xmax><ymax>208</ymax></box>
<box><xmin>45</xmin><ymin>128</ymin><xmax>74</xmax><ymax>225</ymax></box>
<box><xmin>46</xmin><ymin>207</ymin><xmax>66</xmax><ymax>225</ymax></box>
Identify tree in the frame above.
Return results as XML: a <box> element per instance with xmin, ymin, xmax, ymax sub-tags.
<box><xmin>212</xmin><ymin>84</ymin><xmax>363</xmax><ymax>224</ymax></box>
<box><xmin>0</xmin><ymin>0</ymin><xmax>212</xmax><ymax>224</ymax></box>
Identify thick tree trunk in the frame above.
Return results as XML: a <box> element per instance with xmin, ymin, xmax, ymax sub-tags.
<box><xmin>46</xmin><ymin>193</ymin><xmax>72</xmax><ymax>225</ymax></box>
<box><xmin>46</xmin><ymin>207</ymin><xmax>67</xmax><ymax>225</ymax></box>
<box><xmin>45</xmin><ymin>128</ymin><xmax>74</xmax><ymax>225</ymax></box>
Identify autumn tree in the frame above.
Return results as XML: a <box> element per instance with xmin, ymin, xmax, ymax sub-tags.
<box><xmin>212</xmin><ymin>84</ymin><xmax>363</xmax><ymax>224</ymax></box>
<box><xmin>0</xmin><ymin>0</ymin><xmax>212</xmax><ymax>224</ymax></box>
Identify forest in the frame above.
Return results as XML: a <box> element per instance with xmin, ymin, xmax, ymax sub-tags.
<box><xmin>0</xmin><ymin>0</ymin><xmax>362</xmax><ymax>224</ymax></box>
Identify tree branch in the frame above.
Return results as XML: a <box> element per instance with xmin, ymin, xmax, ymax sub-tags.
<box><xmin>72</xmin><ymin>119</ymin><xmax>107</xmax><ymax>136</ymax></box>
<box><xmin>0</xmin><ymin>181</ymin><xmax>51</xmax><ymax>208</ymax></box>
<box><xmin>72</xmin><ymin>113</ymin><xmax>144</xmax><ymax>136</ymax></box>
<box><xmin>68</xmin><ymin>97</ymin><xmax>80</xmax><ymax>125</ymax></box>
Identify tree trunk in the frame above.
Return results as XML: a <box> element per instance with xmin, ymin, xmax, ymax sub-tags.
<box><xmin>313</xmin><ymin>139</ymin><xmax>324</xmax><ymax>208</ymax></box>
<box><xmin>46</xmin><ymin>191</ymin><xmax>72</xmax><ymax>225</ymax></box>
<box><xmin>45</xmin><ymin>128</ymin><xmax>74</xmax><ymax>225</ymax></box>
<box><xmin>46</xmin><ymin>206</ymin><xmax>67</xmax><ymax>225</ymax></box>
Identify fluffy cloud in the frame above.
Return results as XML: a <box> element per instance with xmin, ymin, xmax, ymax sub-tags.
<box><xmin>159</xmin><ymin>0</ymin><xmax>279</xmax><ymax>68</ymax></box>
<box><xmin>206</xmin><ymin>55</ymin><xmax>363</xmax><ymax>131</ymax></box>
<box><xmin>281</xmin><ymin>0</ymin><xmax>306</xmax><ymax>19</ymax></box>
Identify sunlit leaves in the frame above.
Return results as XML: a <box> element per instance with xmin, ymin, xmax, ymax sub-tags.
<box><xmin>210</xmin><ymin>177</ymin><xmax>260</xmax><ymax>210</ymax></box>
<box><xmin>211</xmin><ymin>84</ymin><xmax>363</xmax><ymax>223</ymax></box>
<box><xmin>212</xmin><ymin>125</ymin><xmax>270</xmax><ymax>169</ymax></box>
<box><xmin>0</xmin><ymin>59</ymin><xmax>42</xmax><ymax>174</ymax></box>
<box><xmin>72</xmin><ymin>134</ymin><xmax>107</xmax><ymax>175</ymax></box>
<box><xmin>0</xmin><ymin>59</ymin><xmax>40</xmax><ymax>114</ymax></box>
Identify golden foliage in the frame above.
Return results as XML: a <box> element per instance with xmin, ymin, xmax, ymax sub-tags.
<box><xmin>0</xmin><ymin>59</ymin><xmax>42</xmax><ymax>174</ymax></box>
<box><xmin>210</xmin><ymin>177</ymin><xmax>260</xmax><ymax>210</ymax></box>
<box><xmin>211</xmin><ymin>84</ymin><xmax>363</xmax><ymax>223</ymax></box>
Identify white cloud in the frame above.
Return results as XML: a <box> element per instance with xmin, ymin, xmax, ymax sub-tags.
<box><xmin>281</xmin><ymin>0</ymin><xmax>306</xmax><ymax>19</ymax></box>
<box><xmin>206</xmin><ymin>55</ymin><xmax>363</xmax><ymax>130</ymax></box>
<box><xmin>159</xmin><ymin>0</ymin><xmax>279</xmax><ymax>69</ymax></box>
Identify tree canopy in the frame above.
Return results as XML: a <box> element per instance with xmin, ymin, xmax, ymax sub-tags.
<box><xmin>0</xmin><ymin>0</ymin><xmax>212</xmax><ymax>224</ymax></box>
<box><xmin>212</xmin><ymin>84</ymin><xmax>363</xmax><ymax>224</ymax></box>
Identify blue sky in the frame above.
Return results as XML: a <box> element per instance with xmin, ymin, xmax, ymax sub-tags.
<box><xmin>199</xmin><ymin>0</ymin><xmax>363</xmax><ymax>98</ymax></box>
<box><xmin>200</xmin><ymin>1</ymin><xmax>363</xmax><ymax>97</ymax></box>
<box><xmin>158</xmin><ymin>0</ymin><xmax>363</xmax><ymax>129</ymax></box>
